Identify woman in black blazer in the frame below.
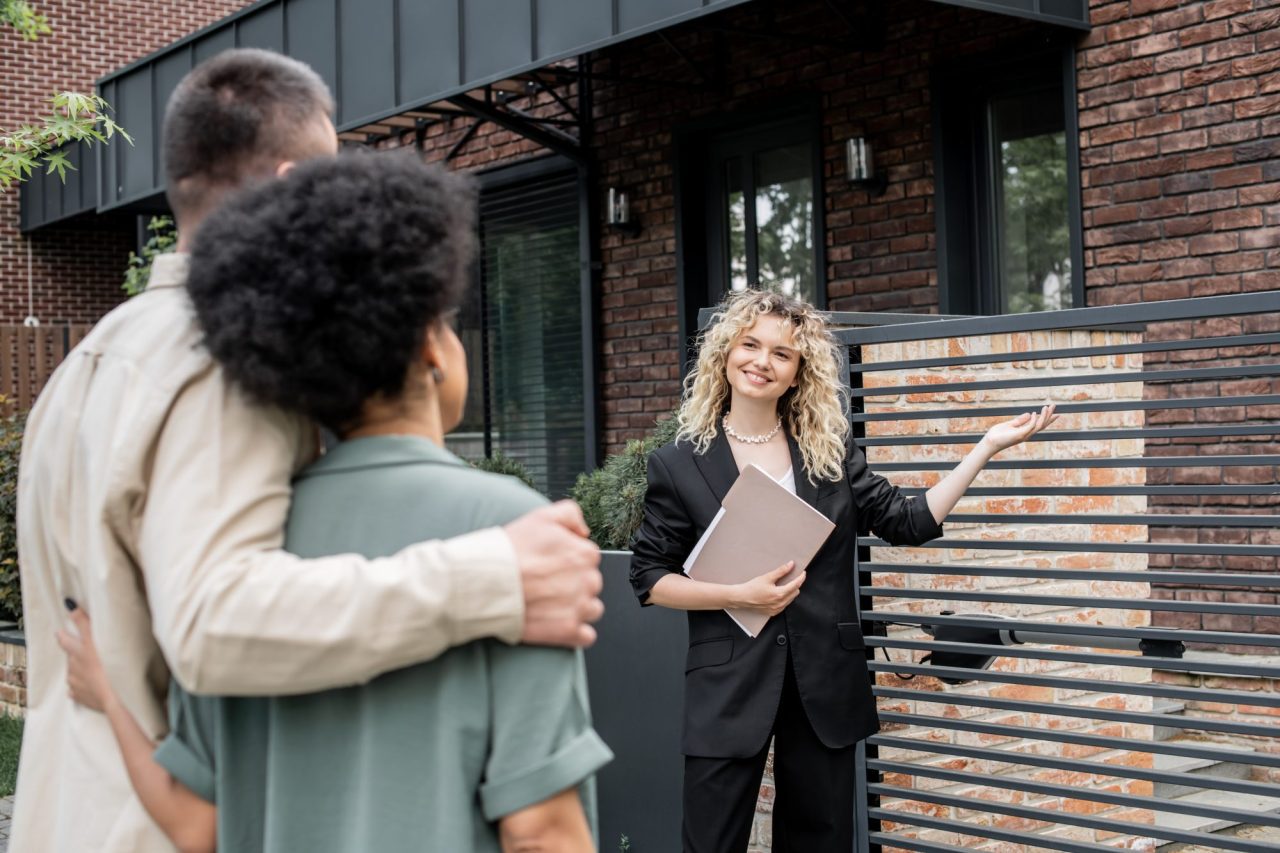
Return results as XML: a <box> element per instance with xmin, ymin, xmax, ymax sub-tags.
<box><xmin>630</xmin><ymin>290</ymin><xmax>1055</xmax><ymax>853</ymax></box>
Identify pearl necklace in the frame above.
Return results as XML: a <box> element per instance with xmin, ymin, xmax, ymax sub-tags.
<box><xmin>722</xmin><ymin>414</ymin><xmax>782</xmax><ymax>445</ymax></box>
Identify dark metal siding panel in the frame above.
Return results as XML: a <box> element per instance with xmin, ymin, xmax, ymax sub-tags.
<box><xmin>236</xmin><ymin>2</ymin><xmax>285</xmax><ymax>51</ymax></box>
<box><xmin>617</xmin><ymin>0</ymin><xmax>704</xmax><ymax>31</ymax></box>
<box><xmin>19</xmin><ymin>169</ymin><xmax>40</xmax><ymax>231</ymax></box>
<box><xmin>534</xmin><ymin>0</ymin><xmax>614</xmax><ymax>58</ymax></box>
<box><xmin>397</xmin><ymin>0</ymin><xmax>461</xmax><ymax>105</ymax></box>
<box><xmin>39</xmin><ymin>159</ymin><xmax>61</xmax><ymax>226</ymax></box>
<box><xmin>153</xmin><ymin>48</ymin><xmax>195</xmax><ymax>190</ymax></box>
<box><xmin>1040</xmin><ymin>0</ymin><xmax>1088</xmax><ymax>20</ymax></box>
<box><xmin>286</xmin><ymin>0</ymin><xmax>339</xmax><ymax>101</ymax></box>
<box><xmin>59</xmin><ymin>142</ymin><xmax>85</xmax><ymax>214</ymax></box>
<box><xmin>463</xmin><ymin>0</ymin><xmax>533</xmax><ymax>83</ymax></box>
<box><xmin>117</xmin><ymin>68</ymin><xmax>156</xmax><ymax>202</ymax></box>
<box><xmin>193</xmin><ymin>25</ymin><xmax>237</xmax><ymax>63</ymax></box>
<box><xmin>19</xmin><ymin>140</ymin><xmax>98</xmax><ymax>231</ymax></box>
<box><xmin>99</xmin><ymin>80</ymin><xmax>119</xmax><ymax>210</ymax></box>
<box><xmin>336</xmin><ymin>0</ymin><xmax>397</xmax><ymax>126</ymax></box>
<box><xmin>928</xmin><ymin>0</ymin><xmax>1090</xmax><ymax>28</ymax></box>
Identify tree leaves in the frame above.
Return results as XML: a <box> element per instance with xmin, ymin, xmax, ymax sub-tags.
<box><xmin>1</xmin><ymin>2</ymin><xmax>133</xmax><ymax>190</ymax></box>
<box><xmin>0</xmin><ymin>0</ymin><xmax>50</xmax><ymax>41</ymax></box>
<box><xmin>0</xmin><ymin>91</ymin><xmax>133</xmax><ymax>189</ymax></box>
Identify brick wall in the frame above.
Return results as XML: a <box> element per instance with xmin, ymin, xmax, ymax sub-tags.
<box><xmin>1073</xmin><ymin>0</ymin><xmax>1280</xmax><ymax>640</ymax></box>
<box><xmin>0</xmin><ymin>0</ymin><xmax>254</xmax><ymax>324</ymax></box>
<box><xmin>0</xmin><ymin>639</ymin><xmax>24</xmax><ymax>718</ymax></box>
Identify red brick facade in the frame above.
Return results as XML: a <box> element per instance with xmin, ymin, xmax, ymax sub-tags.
<box><xmin>1069</xmin><ymin>0</ymin><xmax>1280</xmax><ymax>634</ymax></box>
<box><xmin>0</xmin><ymin>0</ymin><xmax>253</xmax><ymax>324</ymax></box>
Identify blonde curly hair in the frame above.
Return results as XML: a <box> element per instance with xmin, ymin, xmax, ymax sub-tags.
<box><xmin>677</xmin><ymin>289</ymin><xmax>850</xmax><ymax>484</ymax></box>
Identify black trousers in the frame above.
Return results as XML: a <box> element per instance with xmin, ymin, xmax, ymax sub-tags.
<box><xmin>682</xmin><ymin>654</ymin><xmax>857</xmax><ymax>853</ymax></box>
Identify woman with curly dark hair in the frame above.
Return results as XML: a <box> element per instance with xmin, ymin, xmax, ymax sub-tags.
<box><xmin>56</xmin><ymin>153</ymin><xmax>612</xmax><ymax>853</ymax></box>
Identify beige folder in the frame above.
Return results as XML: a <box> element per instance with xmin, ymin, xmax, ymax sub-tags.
<box><xmin>683</xmin><ymin>463</ymin><xmax>836</xmax><ymax>637</ymax></box>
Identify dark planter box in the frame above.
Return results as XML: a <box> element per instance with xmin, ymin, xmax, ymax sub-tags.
<box><xmin>585</xmin><ymin>551</ymin><xmax>687</xmax><ymax>852</ymax></box>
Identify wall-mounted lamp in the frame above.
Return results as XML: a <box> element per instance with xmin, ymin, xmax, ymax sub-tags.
<box><xmin>606</xmin><ymin>187</ymin><xmax>641</xmax><ymax>236</ymax></box>
<box><xmin>845</xmin><ymin>137</ymin><xmax>888</xmax><ymax>196</ymax></box>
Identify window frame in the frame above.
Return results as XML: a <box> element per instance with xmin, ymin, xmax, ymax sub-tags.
<box><xmin>452</xmin><ymin>154</ymin><xmax>597</xmax><ymax>492</ymax></box>
<box><xmin>674</xmin><ymin>101</ymin><xmax>827</xmax><ymax>369</ymax></box>
<box><xmin>932</xmin><ymin>40</ymin><xmax>1084</xmax><ymax>316</ymax></box>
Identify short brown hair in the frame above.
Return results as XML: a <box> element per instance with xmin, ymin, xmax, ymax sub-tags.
<box><xmin>162</xmin><ymin>48</ymin><xmax>334</xmax><ymax>219</ymax></box>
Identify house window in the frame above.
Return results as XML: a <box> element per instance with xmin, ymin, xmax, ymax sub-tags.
<box><xmin>446</xmin><ymin>161</ymin><xmax>587</xmax><ymax>498</ymax></box>
<box><xmin>676</xmin><ymin>108</ymin><xmax>826</xmax><ymax>360</ymax></box>
<box><xmin>717</xmin><ymin>140</ymin><xmax>817</xmax><ymax>300</ymax></box>
<box><xmin>934</xmin><ymin>44</ymin><xmax>1083</xmax><ymax>315</ymax></box>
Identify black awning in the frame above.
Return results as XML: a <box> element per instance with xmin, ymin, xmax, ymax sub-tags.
<box><xmin>18</xmin><ymin>140</ymin><xmax>98</xmax><ymax>232</ymax></box>
<box><xmin>935</xmin><ymin>0</ymin><xmax>1089</xmax><ymax>29</ymax></box>
<box><xmin>91</xmin><ymin>0</ymin><xmax>760</xmax><ymax>215</ymax></box>
<box><xmin>20</xmin><ymin>0</ymin><xmax>1090</xmax><ymax>229</ymax></box>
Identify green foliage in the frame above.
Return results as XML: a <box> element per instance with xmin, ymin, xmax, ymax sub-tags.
<box><xmin>123</xmin><ymin>216</ymin><xmax>177</xmax><ymax>296</ymax></box>
<box><xmin>1</xmin><ymin>3</ymin><xmax>132</xmax><ymax>190</ymax></box>
<box><xmin>0</xmin><ymin>406</ymin><xmax>24</xmax><ymax>626</ymax></box>
<box><xmin>998</xmin><ymin>131</ymin><xmax>1071</xmax><ymax>313</ymax></box>
<box><xmin>1</xmin><ymin>0</ymin><xmax>50</xmax><ymax>40</ymax></box>
<box><xmin>619</xmin><ymin>834</ymin><xmax>631</xmax><ymax>853</ymax></box>
<box><xmin>467</xmin><ymin>451</ymin><xmax>538</xmax><ymax>491</ymax></box>
<box><xmin>0</xmin><ymin>713</ymin><xmax>22</xmax><ymax>797</ymax></box>
<box><xmin>572</xmin><ymin>411</ymin><xmax>680</xmax><ymax>550</ymax></box>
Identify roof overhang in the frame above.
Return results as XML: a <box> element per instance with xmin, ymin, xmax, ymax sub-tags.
<box><xmin>20</xmin><ymin>0</ymin><xmax>1090</xmax><ymax>230</ymax></box>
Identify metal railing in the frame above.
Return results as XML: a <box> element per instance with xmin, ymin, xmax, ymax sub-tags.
<box><xmin>837</xmin><ymin>291</ymin><xmax>1280</xmax><ymax>853</ymax></box>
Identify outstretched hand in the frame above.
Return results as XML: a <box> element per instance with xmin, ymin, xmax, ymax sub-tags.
<box><xmin>57</xmin><ymin>605</ymin><xmax>113</xmax><ymax>713</ymax></box>
<box><xmin>981</xmin><ymin>403</ymin><xmax>1058</xmax><ymax>455</ymax></box>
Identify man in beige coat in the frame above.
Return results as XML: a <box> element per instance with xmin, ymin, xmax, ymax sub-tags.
<box><xmin>13</xmin><ymin>49</ymin><xmax>604</xmax><ymax>851</ymax></box>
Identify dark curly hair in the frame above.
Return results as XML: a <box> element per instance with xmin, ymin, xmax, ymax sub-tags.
<box><xmin>186</xmin><ymin>152</ymin><xmax>477</xmax><ymax>433</ymax></box>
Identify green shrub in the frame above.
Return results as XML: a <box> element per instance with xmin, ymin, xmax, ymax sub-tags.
<box><xmin>467</xmin><ymin>451</ymin><xmax>538</xmax><ymax>491</ymax></box>
<box><xmin>572</xmin><ymin>411</ymin><xmax>679</xmax><ymax>550</ymax></box>
<box><xmin>0</xmin><ymin>406</ymin><xmax>24</xmax><ymax>626</ymax></box>
<box><xmin>122</xmin><ymin>215</ymin><xmax>176</xmax><ymax>296</ymax></box>
<box><xmin>0</xmin><ymin>713</ymin><xmax>21</xmax><ymax>797</ymax></box>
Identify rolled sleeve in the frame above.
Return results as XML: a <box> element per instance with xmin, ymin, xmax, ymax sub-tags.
<box><xmin>481</xmin><ymin>645</ymin><xmax>613</xmax><ymax>822</ymax></box>
<box><xmin>479</xmin><ymin>728</ymin><xmax>613</xmax><ymax>821</ymax></box>
<box><xmin>153</xmin><ymin>686</ymin><xmax>218</xmax><ymax>804</ymax></box>
<box><xmin>154</xmin><ymin>736</ymin><xmax>216</xmax><ymax>804</ymax></box>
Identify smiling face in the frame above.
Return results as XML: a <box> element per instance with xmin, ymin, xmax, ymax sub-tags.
<box><xmin>724</xmin><ymin>313</ymin><xmax>802</xmax><ymax>406</ymax></box>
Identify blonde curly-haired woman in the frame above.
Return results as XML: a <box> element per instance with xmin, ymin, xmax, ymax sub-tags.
<box><xmin>630</xmin><ymin>289</ymin><xmax>1055</xmax><ymax>852</ymax></box>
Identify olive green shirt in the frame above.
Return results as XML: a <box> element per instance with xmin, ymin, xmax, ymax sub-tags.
<box><xmin>154</xmin><ymin>436</ymin><xmax>612</xmax><ymax>852</ymax></box>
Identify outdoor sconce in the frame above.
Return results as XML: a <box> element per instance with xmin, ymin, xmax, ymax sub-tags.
<box><xmin>606</xmin><ymin>187</ymin><xmax>641</xmax><ymax>236</ymax></box>
<box><xmin>845</xmin><ymin>137</ymin><xmax>888</xmax><ymax>196</ymax></box>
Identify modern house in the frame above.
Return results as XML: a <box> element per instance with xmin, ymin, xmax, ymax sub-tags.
<box><xmin>8</xmin><ymin>0</ymin><xmax>1280</xmax><ymax>850</ymax></box>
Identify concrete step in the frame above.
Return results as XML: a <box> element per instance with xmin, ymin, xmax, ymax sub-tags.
<box><xmin>1152</xmin><ymin>698</ymin><xmax>1187</xmax><ymax>742</ymax></box>
<box><xmin>1158</xmin><ymin>821</ymin><xmax>1280</xmax><ymax>852</ymax></box>
<box><xmin>1153</xmin><ymin>787</ymin><xmax>1280</xmax><ymax>840</ymax></box>
<box><xmin>1152</xmin><ymin>738</ymin><xmax>1258</xmax><ymax>799</ymax></box>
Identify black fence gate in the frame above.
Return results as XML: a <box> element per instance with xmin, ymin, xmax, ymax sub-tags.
<box><xmin>839</xmin><ymin>291</ymin><xmax>1280</xmax><ymax>853</ymax></box>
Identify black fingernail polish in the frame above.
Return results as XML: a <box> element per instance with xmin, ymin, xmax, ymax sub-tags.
<box><xmin>64</xmin><ymin>597</ymin><xmax>77</xmax><ymax>612</ymax></box>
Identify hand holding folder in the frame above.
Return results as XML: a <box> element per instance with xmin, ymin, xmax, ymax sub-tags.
<box><xmin>683</xmin><ymin>464</ymin><xmax>836</xmax><ymax>637</ymax></box>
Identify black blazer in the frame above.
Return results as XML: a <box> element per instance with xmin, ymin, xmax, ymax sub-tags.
<box><xmin>629</xmin><ymin>429</ymin><xmax>942</xmax><ymax>759</ymax></box>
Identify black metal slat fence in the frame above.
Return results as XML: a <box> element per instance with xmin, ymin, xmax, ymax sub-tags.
<box><xmin>837</xmin><ymin>290</ymin><xmax>1280</xmax><ymax>853</ymax></box>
